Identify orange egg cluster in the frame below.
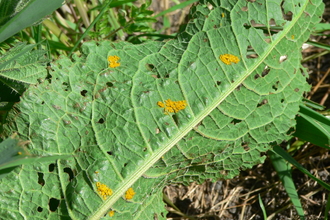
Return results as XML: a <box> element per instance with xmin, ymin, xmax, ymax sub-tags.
<box><xmin>157</xmin><ymin>99</ymin><xmax>187</xmax><ymax>114</ymax></box>
<box><xmin>125</xmin><ymin>187</ymin><xmax>136</xmax><ymax>200</ymax></box>
<box><xmin>108</xmin><ymin>55</ymin><xmax>120</xmax><ymax>68</ymax></box>
<box><xmin>96</xmin><ymin>182</ymin><xmax>113</xmax><ymax>200</ymax></box>
<box><xmin>219</xmin><ymin>54</ymin><xmax>240</xmax><ymax>65</ymax></box>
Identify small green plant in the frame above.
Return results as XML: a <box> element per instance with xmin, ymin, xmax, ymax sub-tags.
<box><xmin>0</xmin><ymin>0</ymin><xmax>328</xmax><ymax>219</ymax></box>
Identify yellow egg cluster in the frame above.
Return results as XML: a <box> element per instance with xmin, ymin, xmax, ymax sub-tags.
<box><xmin>96</xmin><ymin>182</ymin><xmax>113</xmax><ymax>200</ymax></box>
<box><xmin>108</xmin><ymin>210</ymin><xmax>115</xmax><ymax>217</ymax></box>
<box><xmin>125</xmin><ymin>187</ymin><xmax>136</xmax><ymax>200</ymax></box>
<box><xmin>108</xmin><ymin>55</ymin><xmax>120</xmax><ymax>68</ymax></box>
<box><xmin>157</xmin><ymin>99</ymin><xmax>187</xmax><ymax>114</ymax></box>
<box><xmin>219</xmin><ymin>54</ymin><xmax>240</xmax><ymax>65</ymax></box>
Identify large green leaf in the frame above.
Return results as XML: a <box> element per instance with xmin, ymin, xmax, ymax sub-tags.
<box><xmin>0</xmin><ymin>0</ymin><xmax>324</xmax><ymax>219</ymax></box>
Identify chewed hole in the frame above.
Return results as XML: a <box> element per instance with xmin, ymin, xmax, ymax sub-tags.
<box><xmin>37</xmin><ymin>172</ymin><xmax>45</xmax><ymax>186</ymax></box>
<box><xmin>272</xmin><ymin>81</ymin><xmax>280</xmax><ymax>91</ymax></box>
<box><xmin>37</xmin><ymin>207</ymin><xmax>43</xmax><ymax>212</ymax></box>
<box><xmin>215</xmin><ymin>81</ymin><xmax>222</xmax><ymax>87</ymax></box>
<box><xmin>284</xmin><ymin>11</ymin><xmax>293</xmax><ymax>21</ymax></box>
<box><xmin>246</xmin><ymin>46</ymin><xmax>258</xmax><ymax>59</ymax></box>
<box><xmin>257</xmin><ymin>99</ymin><xmax>268</xmax><ymax>107</ymax></box>
<box><xmin>63</xmin><ymin>167</ymin><xmax>74</xmax><ymax>181</ymax></box>
<box><xmin>80</xmin><ymin>90</ymin><xmax>87</xmax><ymax>97</ymax></box>
<box><xmin>235</xmin><ymin>84</ymin><xmax>243</xmax><ymax>91</ymax></box>
<box><xmin>107</xmin><ymin>151</ymin><xmax>113</xmax><ymax>155</ymax></box>
<box><xmin>49</xmin><ymin>198</ymin><xmax>60</xmax><ymax>212</ymax></box>
<box><xmin>241</xmin><ymin>142</ymin><xmax>250</xmax><ymax>151</ymax></box>
<box><xmin>230</xmin><ymin>119</ymin><xmax>242</xmax><ymax>125</ymax></box>
<box><xmin>262</xmin><ymin>66</ymin><xmax>270</xmax><ymax>77</ymax></box>
<box><xmin>49</xmin><ymin>163</ymin><xmax>55</xmax><ymax>172</ymax></box>
<box><xmin>97</xmin><ymin>118</ymin><xmax>105</xmax><ymax>124</ymax></box>
<box><xmin>146</xmin><ymin>63</ymin><xmax>155</xmax><ymax>71</ymax></box>
<box><xmin>279</xmin><ymin>55</ymin><xmax>287</xmax><ymax>63</ymax></box>
<box><xmin>106</xmin><ymin>82</ymin><xmax>114</xmax><ymax>87</ymax></box>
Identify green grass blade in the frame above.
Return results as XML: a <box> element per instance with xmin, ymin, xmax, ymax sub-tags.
<box><xmin>0</xmin><ymin>0</ymin><xmax>63</xmax><ymax>43</ymax></box>
<box><xmin>294</xmin><ymin>104</ymin><xmax>330</xmax><ymax>149</ymax></box>
<box><xmin>272</xmin><ymin>145</ymin><xmax>330</xmax><ymax>191</ymax></box>
<box><xmin>325</xmin><ymin>193</ymin><xmax>330</xmax><ymax>220</ymax></box>
<box><xmin>306</xmin><ymin>40</ymin><xmax>330</xmax><ymax>50</ymax></box>
<box><xmin>302</xmin><ymin>98</ymin><xmax>325</xmax><ymax>111</ymax></box>
<box><xmin>258</xmin><ymin>194</ymin><xmax>268</xmax><ymax>219</ymax></box>
<box><xmin>268</xmin><ymin>148</ymin><xmax>305</xmax><ymax>220</ymax></box>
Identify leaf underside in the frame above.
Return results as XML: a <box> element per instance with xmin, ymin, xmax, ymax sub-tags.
<box><xmin>0</xmin><ymin>0</ymin><xmax>324</xmax><ymax>219</ymax></box>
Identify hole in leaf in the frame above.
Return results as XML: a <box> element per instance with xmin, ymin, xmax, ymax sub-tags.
<box><xmin>230</xmin><ymin>119</ymin><xmax>242</xmax><ymax>125</ymax></box>
<box><xmin>279</xmin><ymin>55</ymin><xmax>287</xmax><ymax>63</ymax></box>
<box><xmin>80</xmin><ymin>90</ymin><xmax>87</xmax><ymax>97</ymax></box>
<box><xmin>254</xmin><ymin>74</ymin><xmax>260</xmax><ymax>79</ymax></box>
<box><xmin>246</xmin><ymin>46</ymin><xmax>258</xmax><ymax>59</ymax></box>
<box><xmin>281</xmin><ymin>99</ymin><xmax>285</xmax><ymax>103</ymax></box>
<box><xmin>49</xmin><ymin>163</ymin><xmax>55</xmax><ymax>172</ymax></box>
<box><xmin>62</xmin><ymin>82</ymin><xmax>69</xmax><ymax>91</ymax></box>
<box><xmin>49</xmin><ymin>198</ymin><xmax>60</xmax><ymax>212</ymax></box>
<box><xmin>284</xmin><ymin>11</ymin><xmax>293</xmax><ymax>21</ymax></box>
<box><xmin>243</xmin><ymin>23</ymin><xmax>251</xmax><ymax>30</ymax></box>
<box><xmin>124</xmin><ymin>163</ymin><xmax>128</xmax><ymax>167</ymax></box>
<box><xmin>37</xmin><ymin>172</ymin><xmax>45</xmax><ymax>186</ymax></box>
<box><xmin>286</xmin><ymin>127</ymin><xmax>295</xmax><ymax>135</ymax></box>
<box><xmin>41</xmin><ymin>101</ymin><xmax>45</xmax><ymax>105</ymax></box>
<box><xmin>172</xmin><ymin>114</ymin><xmax>179</xmax><ymax>126</ymax></box>
<box><xmin>146</xmin><ymin>63</ymin><xmax>155</xmax><ymax>71</ymax></box>
<box><xmin>106</xmin><ymin>82</ymin><xmax>114</xmax><ymax>87</ymax></box>
<box><xmin>242</xmin><ymin>143</ymin><xmax>250</xmax><ymax>151</ymax></box>
<box><xmin>300</xmin><ymin>68</ymin><xmax>306</xmax><ymax>76</ymax></box>
<box><xmin>272</xmin><ymin>81</ymin><xmax>280</xmax><ymax>91</ymax></box>
<box><xmin>37</xmin><ymin>207</ymin><xmax>43</xmax><ymax>212</ymax></box>
<box><xmin>257</xmin><ymin>99</ymin><xmax>268</xmax><ymax>107</ymax></box>
<box><xmin>261</xmin><ymin>66</ymin><xmax>270</xmax><ymax>77</ymax></box>
<box><xmin>235</xmin><ymin>84</ymin><xmax>242</xmax><ymax>91</ymax></box>
<box><xmin>63</xmin><ymin>167</ymin><xmax>74</xmax><ymax>181</ymax></box>
<box><xmin>107</xmin><ymin>151</ymin><xmax>113</xmax><ymax>156</ymax></box>
<box><xmin>97</xmin><ymin>118</ymin><xmax>105</xmax><ymax>124</ymax></box>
